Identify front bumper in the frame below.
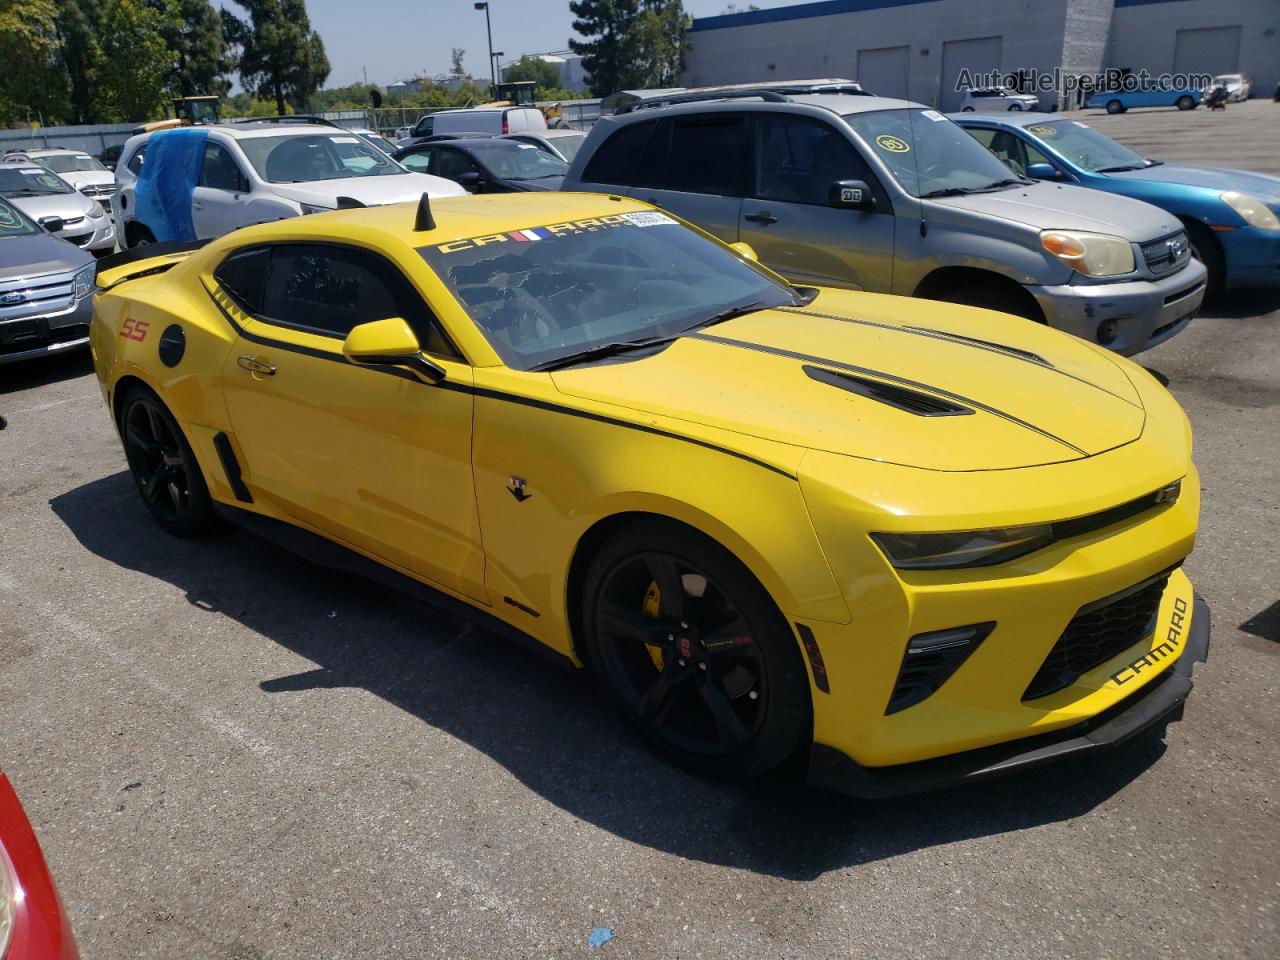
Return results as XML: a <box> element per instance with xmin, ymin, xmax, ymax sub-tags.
<box><xmin>0</xmin><ymin>296</ymin><xmax>93</xmax><ymax>365</ymax></box>
<box><xmin>809</xmin><ymin>595</ymin><xmax>1210</xmax><ymax>797</ymax></box>
<box><xmin>61</xmin><ymin>216</ymin><xmax>115</xmax><ymax>255</ymax></box>
<box><xmin>1220</xmin><ymin>226</ymin><xmax>1280</xmax><ymax>288</ymax></box>
<box><xmin>1028</xmin><ymin>258</ymin><xmax>1207</xmax><ymax>355</ymax></box>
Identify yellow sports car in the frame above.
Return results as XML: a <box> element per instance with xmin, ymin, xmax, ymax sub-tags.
<box><xmin>89</xmin><ymin>192</ymin><xmax>1209</xmax><ymax>795</ymax></box>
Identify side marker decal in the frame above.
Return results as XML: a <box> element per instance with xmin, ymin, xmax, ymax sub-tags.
<box><xmin>796</xmin><ymin>623</ymin><xmax>830</xmax><ymax>694</ymax></box>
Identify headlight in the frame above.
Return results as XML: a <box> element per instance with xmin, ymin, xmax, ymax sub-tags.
<box><xmin>87</xmin><ymin>199</ymin><xmax>106</xmax><ymax>219</ymax></box>
<box><xmin>871</xmin><ymin>525</ymin><xmax>1054</xmax><ymax>570</ymax></box>
<box><xmin>73</xmin><ymin>264</ymin><xmax>95</xmax><ymax>299</ymax></box>
<box><xmin>1220</xmin><ymin>191</ymin><xmax>1280</xmax><ymax>230</ymax></box>
<box><xmin>299</xmin><ymin>203</ymin><xmax>333</xmax><ymax>215</ymax></box>
<box><xmin>1040</xmin><ymin>230</ymin><xmax>1135</xmax><ymax>277</ymax></box>
<box><xmin>0</xmin><ymin>852</ymin><xmax>14</xmax><ymax>960</ymax></box>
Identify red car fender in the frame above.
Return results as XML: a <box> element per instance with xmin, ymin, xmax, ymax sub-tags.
<box><xmin>0</xmin><ymin>772</ymin><xmax>79</xmax><ymax>960</ymax></box>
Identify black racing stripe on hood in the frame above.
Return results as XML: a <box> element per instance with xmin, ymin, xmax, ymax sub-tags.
<box><xmin>690</xmin><ymin>332</ymin><xmax>1089</xmax><ymax>457</ymax></box>
<box><xmin>780</xmin><ymin>307</ymin><xmax>1139</xmax><ymax>406</ymax></box>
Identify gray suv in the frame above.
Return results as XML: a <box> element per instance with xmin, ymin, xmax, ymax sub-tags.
<box><xmin>562</xmin><ymin>91</ymin><xmax>1206</xmax><ymax>355</ymax></box>
<box><xmin>0</xmin><ymin>196</ymin><xmax>96</xmax><ymax>365</ymax></box>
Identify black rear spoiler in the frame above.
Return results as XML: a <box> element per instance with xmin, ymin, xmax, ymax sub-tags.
<box><xmin>94</xmin><ymin>238</ymin><xmax>211</xmax><ymax>291</ymax></box>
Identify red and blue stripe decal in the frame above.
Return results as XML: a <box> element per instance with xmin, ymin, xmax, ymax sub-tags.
<box><xmin>507</xmin><ymin>228</ymin><xmax>552</xmax><ymax>242</ymax></box>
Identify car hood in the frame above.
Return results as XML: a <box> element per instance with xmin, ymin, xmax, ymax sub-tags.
<box><xmin>268</xmin><ymin>172</ymin><xmax>467</xmax><ymax>208</ymax></box>
<box><xmin>4</xmin><ymin>192</ymin><xmax>91</xmax><ymax>220</ymax></box>
<box><xmin>54</xmin><ymin>170</ymin><xmax>115</xmax><ymax>190</ymax></box>
<box><xmin>1104</xmin><ymin>163</ymin><xmax>1280</xmax><ymax>202</ymax></box>
<box><xmin>938</xmin><ymin>181</ymin><xmax>1179</xmax><ymax>239</ymax></box>
<box><xmin>550</xmin><ymin>292</ymin><xmax>1146</xmax><ymax>472</ymax></box>
<box><xmin>0</xmin><ymin>232</ymin><xmax>91</xmax><ymax>279</ymax></box>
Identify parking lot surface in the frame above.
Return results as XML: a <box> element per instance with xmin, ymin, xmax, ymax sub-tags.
<box><xmin>2</xmin><ymin>103</ymin><xmax>1278</xmax><ymax>960</ymax></box>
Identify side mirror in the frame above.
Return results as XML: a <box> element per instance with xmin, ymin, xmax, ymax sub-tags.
<box><xmin>456</xmin><ymin>171</ymin><xmax>483</xmax><ymax>192</ymax></box>
<box><xmin>828</xmin><ymin>179</ymin><xmax>875</xmax><ymax>211</ymax></box>
<box><xmin>343</xmin><ymin>317</ymin><xmax>445</xmax><ymax>384</ymax></box>
<box><xmin>1025</xmin><ymin>162</ymin><xmax>1061</xmax><ymax>181</ymax></box>
<box><xmin>38</xmin><ymin>215</ymin><xmax>65</xmax><ymax>233</ymax></box>
<box><xmin>729</xmin><ymin>241</ymin><xmax>758</xmax><ymax>262</ymax></box>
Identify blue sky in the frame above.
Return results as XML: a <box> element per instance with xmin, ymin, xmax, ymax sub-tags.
<box><xmin>285</xmin><ymin>0</ymin><xmax>810</xmax><ymax>88</ymax></box>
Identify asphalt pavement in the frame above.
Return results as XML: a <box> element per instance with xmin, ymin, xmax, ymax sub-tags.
<box><xmin>1</xmin><ymin>101</ymin><xmax>1277</xmax><ymax>959</ymax></box>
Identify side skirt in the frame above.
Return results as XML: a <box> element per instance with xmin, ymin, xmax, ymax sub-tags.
<box><xmin>213</xmin><ymin>503</ymin><xmax>575</xmax><ymax>671</ymax></box>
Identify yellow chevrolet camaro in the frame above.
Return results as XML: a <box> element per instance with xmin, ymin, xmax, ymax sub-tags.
<box><xmin>89</xmin><ymin>192</ymin><xmax>1209</xmax><ymax>795</ymax></box>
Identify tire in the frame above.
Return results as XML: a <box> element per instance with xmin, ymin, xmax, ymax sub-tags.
<box><xmin>126</xmin><ymin>222</ymin><xmax>156</xmax><ymax>249</ymax></box>
<box><xmin>581</xmin><ymin>520</ymin><xmax>811</xmax><ymax>781</ymax></box>
<box><xmin>1106</xmin><ymin>99</ymin><xmax>1124</xmax><ymax>115</ymax></box>
<box><xmin>932</xmin><ymin>277</ymin><xmax>1044</xmax><ymax>323</ymax></box>
<box><xmin>120</xmin><ymin>385</ymin><xmax>216</xmax><ymax>537</ymax></box>
<box><xmin>1176</xmin><ymin>95</ymin><xmax>1195</xmax><ymax>111</ymax></box>
<box><xmin>961</xmin><ymin>106</ymin><xmax>975</xmax><ymax>112</ymax></box>
<box><xmin>1008</xmin><ymin>103</ymin><xmax>1023</xmax><ymax>111</ymax></box>
<box><xmin>1183</xmin><ymin>220</ymin><xmax>1225</xmax><ymax>299</ymax></box>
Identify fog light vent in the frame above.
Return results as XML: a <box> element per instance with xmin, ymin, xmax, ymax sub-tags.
<box><xmin>885</xmin><ymin>622</ymin><xmax>995</xmax><ymax>715</ymax></box>
<box><xmin>1096</xmin><ymin>318</ymin><xmax>1120</xmax><ymax>345</ymax></box>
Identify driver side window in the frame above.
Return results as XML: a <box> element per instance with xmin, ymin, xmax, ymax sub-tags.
<box><xmin>200</xmin><ymin>142</ymin><xmax>249</xmax><ymax>192</ymax></box>
<box><xmin>400</xmin><ymin>150</ymin><xmax>433</xmax><ymax>174</ymax></box>
<box><xmin>752</xmin><ymin>114</ymin><xmax>875</xmax><ymax>206</ymax></box>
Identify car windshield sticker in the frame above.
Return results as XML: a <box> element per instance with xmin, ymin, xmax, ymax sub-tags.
<box><xmin>426</xmin><ymin>213</ymin><xmax>677</xmax><ymax>254</ymax></box>
<box><xmin>875</xmin><ymin>134</ymin><xmax>911</xmax><ymax>153</ymax></box>
<box><xmin>0</xmin><ymin>206</ymin><xmax>18</xmax><ymax>227</ymax></box>
<box><xmin>620</xmin><ymin>211</ymin><xmax>675</xmax><ymax>227</ymax></box>
<box><xmin>330</xmin><ymin>136</ymin><xmax>359</xmax><ymax>144</ymax></box>
<box><xmin>516</xmin><ymin>143</ymin><xmax>538</xmax><ymax>150</ymax></box>
<box><xmin>921</xmin><ymin>110</ymin><xmax>945</xmax><ymax>122</ymax></box>
<box><xmin>1028</xmin><ymin>124</ymin><xmax>1059</xmax><ymax>137</ymax></box>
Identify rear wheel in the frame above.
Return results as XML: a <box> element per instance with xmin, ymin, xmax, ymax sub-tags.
<box><xmin>582</xmin><ymin>521</ymin><xmax>811</xmax><ymax>781</ymax></box>
<box><xmin>1008</xmin><ymin>103</ymin><xmax>1023</xmax><ymax>111</ymax></box>
<box><xmin>1106</xmin><ymin>99</ymin><xmax>1125</xmax><ymax>115</ymax></box>
<box><xmin>126</xmin><ymin>222</ymin><xmax>156</xmax><ymax>249</ymax></box>
<box><xmin>121</xmin><ymin>386</ymin><xmax>216</xmax><ymax>537</ymax></box>
<box><xmin>1176</xmin><ymin>95</ymin><xmax>1196</xmax><ymax>111</ymax></box>
<box><xmin>961</xmin><ymin>106</ymin><xmax>975</xmax><ymax>112</ymax></box>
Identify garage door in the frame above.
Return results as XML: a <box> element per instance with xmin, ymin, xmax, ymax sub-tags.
<box><xmin>1172</xmin><ymin>26</ymin><xmax>1243</xmax><ymax>78</ymax></box>
<box><xmin>939</xmin><ymin>36</ymin><xmax>1003</xmax><ymax>111</ymax></box>
<box><xmin>857</xmin><ymin>45</ymin><xmax>910</xmax><ymax>100</ymax></box>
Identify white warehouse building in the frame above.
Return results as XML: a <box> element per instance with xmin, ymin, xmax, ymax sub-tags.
<box><xmin>683</xmin><ymin>0</ymin><xmax>1278</xmax><ymax>111</ymax></box>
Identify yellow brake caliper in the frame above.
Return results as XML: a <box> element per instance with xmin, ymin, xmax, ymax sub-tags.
<box><xmin>642</xmin><ymin>580</ymin><xmax>664</xmax><ymax>671</ymax></box>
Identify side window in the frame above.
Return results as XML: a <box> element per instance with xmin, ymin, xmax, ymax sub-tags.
<box><xmin>663</xmin><ymin>114</ymin><xmax>748</xmax><ymax>196</ymax></box>
<box><xmin>400</xmin><ymin>150</ymin><xmax>432</xmax><ymax>174</ymax></box>
<box><xmin>987</xmin><ymin>131</ymin><xmax>1028</xmax><ymax>175</ymax></box>
<box><xmin>752</xmin><ymin>115</ymin><xmax>874</xmax><ymax>205</ymax></box>
<box><xmin>580</xmin><ymin>119</ymin><xmax>656</xmax><ymax>187</ymax></box>
<box><xmin>965</xmin><ymin>127</ymin><xmax>998</xmax><ymax>149</ymax></box>
<box><xmin>257</xmin><ymin>244</ymin><xmax>460</xmax><ymax>357</ymax></box>
<box><xmin>126</xmin><ymin>142</ymin><xmax>148</xmax><ymax>175</ymax></box>
<box><xmin>200</xmin><ymin>142</ymin><xmax>249</xmax><ymax>192</ymax></box>
<box><xmin>1022</xmin><ymin>138</ymin><xmax>1053</xmax><ymax>167</ymax></box>
<box><xmin>214</xmin><ymin>246</ymin><xmax>269</xmax><ymax>313</ymax></box>
<box><xmin>435</xmin><ymin>149</ymin><xmax>478</xmax><ymax>180</ymax></box>
<box><xmin>633</xmin><ymin>119</ymin><xmax>671</xmax><ymax>190</ymax></box>
<box><xmin>414</xmin><ymin>116</ymin><xmax>434</xmax><ymax>137</ymax></box>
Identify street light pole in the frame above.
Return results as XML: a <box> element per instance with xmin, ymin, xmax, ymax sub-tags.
<box><xmin>475</xmin><ymin>2</ymin><xmax>495</xmax><ymax>95</ymax></box>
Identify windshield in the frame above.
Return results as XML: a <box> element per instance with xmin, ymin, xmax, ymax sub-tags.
<box><xmin>844</xmin><ymin>108</ymin><xmax>1022</xmax><ymax>198</ymax></box>
<box><xmin>358</xmin><ymin>132</ymin><xmax>396</xmax><ymax>155</ymax></box>
<box><xmin>420</xmin><ymin>210</ymin><xmax>796</xmax><ymax>370</ymax></box>
<box><xmin>0</xmin><ymin>198</ymin><xmax>37</xmax><ymax>237</ymax></box>
<box><xmin>0</xmin><ymin>167</ymin><xmax>73</xmax><ymax>196</ymax></box>
<box><xmin>472</xmin><ymin>143</ymin><xmax>568</xmax><ymax>180</ymax></box>
<box><xmin>1213</xmin><ymin>75</ymin><xmax>1240</xmax><ymax>85</ymax></box>
<box><xmin>546</xmin><ymin>133</ymin><xmax>585</xmax><ymax>161</ymax></box>
<box><xmin>41</xmin><ymin>153</ymin><xmax>107</xmax><ymax>174</ymax></box>
<box><xmin>1021</xmin><ymin>120</ymin><xmax>1150</xmax><ymax>172</ymax></box>
<box><xmin>238</xmin><ymin>134</ymin><xmax>408</xmax><ymax>183</ymax></box>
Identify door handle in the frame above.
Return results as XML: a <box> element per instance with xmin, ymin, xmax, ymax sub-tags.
<box><xmin>237</xmin><ymin>355</ymin><xmax>276</xmax><ymax>375</ymax></box>
<box><xmin>192</xmin><ymin>200</ymin><xmax>203</xmax><ymax>210</ymax></box>
<box><xmin>744</xmin><ymin>211</ymin><xmax>777</xmax><ymax>225</ymax></box>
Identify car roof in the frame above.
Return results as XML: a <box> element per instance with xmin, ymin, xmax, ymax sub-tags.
<box><xmin>948</xmin><ymin>111</ymin><xmax>1066</xmax><ymax>127</ymax></box>
<box><xmin>204</xmin><ymin>192</ymin><xmax>649</xmax><ymax>251</ymax></box>
<box><xmin>212</xmin><ymin>123</ymin><xmax>349</xmax><ymax>139</ymax></box>
<box><xmin>16</xmin><ymin>147</ymin><xmax>82</xmax><ymax>155</ymax></box>
<box><xmin>615</xmin><ymin>93</ymin><xmax>925</xmax><ymax>121</ymax></box>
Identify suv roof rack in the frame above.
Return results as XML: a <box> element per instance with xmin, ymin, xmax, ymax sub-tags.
<box><xmin>613</xmin><ymin>79</ymin><xmax>869</xmax><ymax>114</ymax></box>
<box><xmin>231</xmin><ymin>115</ymin><xmax>345</xmax><ymax>129</ymax></box>
<box><xmin>616</xmin><ymin>89</ymin><xmax>791</xmax><ymax>114</ymax></box>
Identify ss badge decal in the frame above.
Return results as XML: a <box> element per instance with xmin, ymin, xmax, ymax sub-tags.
<box><xmin>507</xmin><ymin>476</ymin><xmax>532</xmax><ymax>503</ymax></box>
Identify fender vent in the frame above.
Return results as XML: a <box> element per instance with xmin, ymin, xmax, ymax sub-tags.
<box><xmin>804</xmin><ymin>365</ymin><xmax>973</xmax><ymax>417</ymax></box>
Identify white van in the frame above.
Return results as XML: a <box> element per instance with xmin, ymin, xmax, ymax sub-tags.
<box><xmin>397</xmin><ymin>107</ymin><xmax>546</xmax><ymax>145</ymax></box>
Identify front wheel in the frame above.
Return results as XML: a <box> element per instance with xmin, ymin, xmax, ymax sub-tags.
<box><xmin>961</xmin><ymin>106</ymin><xmax>975</xmax><ymax>112</ymax></box>
<box><xmin>121</xmin><ymin>386</ymin><xmax>216</xmax><ymax>537</ymax></box>
<box><xmin>581</xmin><ymin>521</ymin><xmax>812</xmax><ymax>781</ymax></box>
<box><xmin>1008</xmin><ymin>103</ymin><xmax>1023</xmax><ymax>111</ymax></box>
<box><xmin>1176</xmin><ymin>95</ymin><xmax>1196</xmax><ymax>111</ymax></box>
<box><xmin>1106</xmin><ymin>99</ymin><xmax>1124</xmax><ymax>114</ymax></box>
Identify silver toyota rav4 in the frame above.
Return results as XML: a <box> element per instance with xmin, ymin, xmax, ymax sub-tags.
<box><xmin>562</xmin><ymin>90</ymin><xmax>1206</xmax><ymax>355</ymax></box>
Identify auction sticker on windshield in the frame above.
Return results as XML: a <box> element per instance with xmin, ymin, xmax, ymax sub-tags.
<box><xmin>876</xmin><ymin>134</ymin><xmax>911</xmax><ymax>153</ymax></box>
<box><xmin>330</xmin><ymin>136</ymin><xmax>360</xmax><ymax>144</ymax></box>
<box><xmin>620</xmin><ymin>212</ymin><xmax>676</xmax><ymax>227</ymax></box>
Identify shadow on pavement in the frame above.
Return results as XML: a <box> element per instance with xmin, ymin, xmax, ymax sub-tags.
<box><xmin>0</xmin><ymin>350</ymin><xmax>94</xmax><ymax>396</ymax></box>
<box><xmin>50</xmin><ymin>471</ymin><xmax>1170</xmax><ymax>880</ymax></box>
<box><xmin>1202</xmin><ymin>288</ymin><xmax>1280</xmax><ymax>320</ymax></box>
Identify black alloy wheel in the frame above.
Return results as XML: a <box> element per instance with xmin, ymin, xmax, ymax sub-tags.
<box><xmin>121</xmin><ymin>387</ymin><xmax>215</xmax><ymax>536</ymax></box>
<box><xmin>583</xmin><ymin>522</ymin><xmax>811</xmax><ymax>780</ymax></box>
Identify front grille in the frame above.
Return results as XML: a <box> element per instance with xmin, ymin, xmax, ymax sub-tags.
<box><xmin>80</xmin><ymin>185</ymin><xmax>117</xmax><ymax>199</ymax></box>
<box><xmin>1023</xmin><ymin>567</ymin><xmax>1175</xmax><ymax>700</ymax></box>
<box><xmin>0</xmin><ymin>270</ymin><xmax>76</xmax><ymax>321</ymax></box>
<box><xmin>1141</xmin><ymin>230</ymin><xmax>1191</xmax><ymax>277</ymax></box>
<box><xmin>70</xmin><ymin>232</ymin><xmax>93</xmax><ymax>247</ymax></box>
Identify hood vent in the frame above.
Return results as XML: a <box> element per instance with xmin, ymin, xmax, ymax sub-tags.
<box><xmin>804</xmin><ymin>365</ymin><xmax>973</xmax><ymax>417</ymax></box>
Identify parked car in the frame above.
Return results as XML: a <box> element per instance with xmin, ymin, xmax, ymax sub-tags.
<box><xmin>394</xmin><ymin>138</ymin><xmax>568</xmax><ymax>192</ymax></box>
<box><xmin>0</xmin><ymin>163</ymin><xmax>115</xmax><ymax>255</ymax></box>
<box><xmin>958</xmin><ymin>86</ymin><xmax>1040</xmax><ymax>112</ymax></box>
<box><xmin>501</xmin><ymin>128</ymin><xmax>588</xmax><ymax>163</ymax></box>
<box><xmin>99</xmin><ymin>143</ymin><xmax>123</xmax><ymax>171</ymax></box>
<box><xmin>954</xmin><ymin>112</ymin><xmax>1280</xmax><ymax>292</ymax></box>
<box><xmin>0</xmin><ymin>770</ymin><xmax>80</xmax><ymax>958</ymax></box>
<box><xmin>1085</xmin><ymin>85</ymin><xmax>1200</xmax><ymax>114</ymax></box>
<box><xmin>563</xmin><ymin>90</ymin><xmax>1206</xmax><ymax>355</ymax></box>
<box><xmin>112</xmin><ymin>122</ymin><xmax>464</xmax><ymax>248</ymax></box>
<box><xmin>4</xmin><ymin>147</ymin><xmax>117</xmax><ymax>203</ymax></box>
<box><xmin>397</xmin><ymin>106</ymin><xmax>546</xmax><ymax>146</ymax></box>
<box><xmin>1210</xmin><ymin>73</ymin><xmax>1250</xmax><ymax>102</ymax></box>
<box><xmin>90</xmin><ymin>192</ymin><xmax>1208</xmax><ymax>794</ymax></box>
<box><xmin>0</xmin><ymin>196</ymin><xmax>95</xmax><ymax>366</ymax></box>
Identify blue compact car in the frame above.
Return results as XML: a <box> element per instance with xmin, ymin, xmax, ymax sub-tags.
<box><xmin>954</xmin><ymin>113</ymin><xmax>1280</xmax><ymax>292</ymax></box>
<box><xmin>1084</xmin><ymin>87</ymin><xmax>1200</xmax><ymax>114</ymax></box>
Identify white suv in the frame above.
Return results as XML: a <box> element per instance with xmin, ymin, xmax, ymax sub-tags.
<box><xmin>958</xmin><ymin>87</ymin><xmax>1041</xmax><ymax>112</ymax></box>
<box><xmin>113</xmin><ymin>120</ymin><xmax>465</xmax><ymax>248</ymax></box>
<box><xmin>4</xmin><ymin>147</ymin><xmax>117</xmax><ymax>202</ymax></box>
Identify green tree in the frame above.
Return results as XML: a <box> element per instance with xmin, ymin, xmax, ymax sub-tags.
<box><xmin>450</xmin><ymin>46</ymin><xmax>465</xmax><ymax>76</ymax></box>
<box><xmin>503</xmin><ymin>54</ymin><xmax>561</xmax><ymax>89</ymax></box>
<box><xmin>54</xmin><ymin>0</ymin><xmax>104</xmax><ymax>122</ymax></box>
<box><xmin>96</xmin><ymin>0</ymin><xmax>173</xmax><ymax>120</ymax></box>
<box><xmin>569</xmin><ymin>0</ymin><xmax>688</xmax><ymax>95</ymax></box>
<box><xmin>568</xmin><ymin>0</ymin><xmax>635</xmax><ymax>97</ymax></box>
<box><xmin>0</xmin><ymin>0</ymin><xmax>68</xmax><ymax>125</ymax></box>
<box><xmin>627</xmin><ymin>0</ymin><xmax>689</xmax><ymax>89</ymax></box>
<box><xmin>223</xmin><ymin>0</ymin><xmax>329</xmax><ymax>115</ymax></box>
<box><xmin>159</xmin><ymin>0</ymin><xmax>230</xmax><ymax>97</ymax></box>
